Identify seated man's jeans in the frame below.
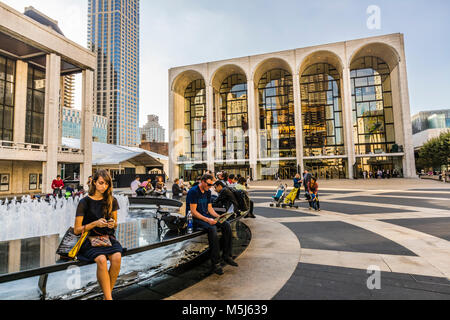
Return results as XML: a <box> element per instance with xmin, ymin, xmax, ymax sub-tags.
<box><xmin>193</xmin><ymin>217</ymin><xmax>232</xmax><ymax>265</ymax></box>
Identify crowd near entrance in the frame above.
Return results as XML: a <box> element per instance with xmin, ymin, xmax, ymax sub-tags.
<box><xmin>355</xmin><ymin>157</ymin><xmax>403</xmax><ymax>179</ymax></box>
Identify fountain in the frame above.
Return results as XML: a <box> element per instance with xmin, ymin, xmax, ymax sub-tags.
<box><xmin>0</xmin><ymin>195</ymin><xmax>129</xmax><ymax>242</ymax></box>
<box><xmin>0</xmin><ymin>194</ymin><xmax>251</xmax><ymax>300</ymax></box>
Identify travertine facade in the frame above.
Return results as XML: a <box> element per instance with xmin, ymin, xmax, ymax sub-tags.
<box><xmin>0</xmin><ymin>3</ymin><xmax>95</xmax><ymax>195</ymax></box>
<box><xmin>169</xmin><ymin>33</ymin><xmax>416</xmax><ymax>181</ymax></box>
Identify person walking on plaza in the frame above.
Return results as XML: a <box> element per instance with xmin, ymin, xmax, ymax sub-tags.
<box><xmin>186</xmin><ymin>174</ymin><xmax>238</xmax><ymax>275</ymax></box>
<box><xmin>51</xmin><ymin>175</ymin><xmax>64</xmax><ymax>198</ymax></box>
<box><xmin>308</xmin><ymin>177</ymin><xmax>320</xmax><ymax>211</ymax></box>
<box><xmin>73</xmin><ymin>170</ymin><xmax>123</xmax><ymax>300</ymax></box>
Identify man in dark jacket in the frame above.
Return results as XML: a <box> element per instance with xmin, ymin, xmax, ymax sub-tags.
<box><xmin>213</xmin><ymin>180</ymin><xmax>240</xmax><ymax>214</ymax></box>
<box><xmin>302</xmin><ymin>169</ymin><xmax>312</xmax><ymax>197</ymax></box>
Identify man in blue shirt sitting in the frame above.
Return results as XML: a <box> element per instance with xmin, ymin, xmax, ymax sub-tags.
<box><xmin>186</xmin><ymin>174</ymin><xmax>238</xmax><ymax>275</ymax></box>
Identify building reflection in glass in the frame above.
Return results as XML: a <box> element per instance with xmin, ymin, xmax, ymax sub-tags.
<box><xmin>0</xmin><ymin>235</ymin><xmax>59</xmax><ymax>275</ymax></box>
<box><xmin>305</xmin><ymin>158</ymin><xmax>348</xmax><ymax>180</ymax></box>
<box><xmin>184</xmin><ymin>79</ymin><xmax>207</xmax><ymax>162</ymax></box>
<box><xmin>301</xmin><ymin>63</ymin><xmax>345</xmax><ymax>157</ymax></box>
<box><xmin>258</xmin><ymin>69</ymin><xmax>296</xmax><ymax>159</ymax></box>
<box><xmin>355</xmin><ymin>156</ymin><xmax>403</xmax><ymax>178</ymax></box>
<box><xmin>260</xmin><ymin>160</ymin><xmax>297</xmax><ymax>180</ymax></box>
<box><xmin>218</xmin><ymin>74</ymin><xmax>249</xmax><ymax>161</ymax></box>
<box><xmin>351</xmin><ymin>57</ymin><xmax>395</xmax><ymax>155</ymax></box>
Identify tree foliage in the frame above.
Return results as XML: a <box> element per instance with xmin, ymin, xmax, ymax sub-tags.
<box><xmin>417</xmin><ymin>130</ymin><xmax>450</xmax><ymax>171</ymax></box>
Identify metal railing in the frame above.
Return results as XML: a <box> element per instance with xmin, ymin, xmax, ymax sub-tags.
<box><xmin>0</xmin><ymin>140</ymin><xmax>47</xmax><ymax>152</ymax></box>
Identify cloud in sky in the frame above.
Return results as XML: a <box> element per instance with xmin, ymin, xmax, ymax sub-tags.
<box><xmin>2</xmin><ymin>0</ymin><xmax>450</xmax><ymax>136</ymax></box>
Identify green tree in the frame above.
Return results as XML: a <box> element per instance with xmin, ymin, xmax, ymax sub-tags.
<box><xmin>417</xmin><ymin>131</ymin><xmax>450</xmax><ymax>171</ymax></box>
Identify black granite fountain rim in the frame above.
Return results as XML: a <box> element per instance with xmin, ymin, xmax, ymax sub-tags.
<box><xmin>0</xmin><ymin>211</ymin><xmax>249</xmax><ymax>285</ymax></box>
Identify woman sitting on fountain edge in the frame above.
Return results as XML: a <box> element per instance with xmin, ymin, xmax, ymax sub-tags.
<box><xmin>74</xmin><ymin>169</ymin><xmax>123</xmax><ymax>301</ymax></box>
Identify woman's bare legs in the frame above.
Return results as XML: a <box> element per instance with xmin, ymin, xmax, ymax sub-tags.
<box><xmin>108</xmin><ymin>252</ymin><xmax>122</xmax><ymax>291</ymax></box>
<box><xmin>95</xmin><ymin>255</ymin><xmax>112</xmax><ymax>300</ymax></box>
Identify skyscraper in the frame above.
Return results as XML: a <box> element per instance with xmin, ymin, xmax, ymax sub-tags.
<box><xmin>140</xmin><ymin>114</ymin><xmax>166</xmax><ymax>143</ymax></box>
<box><xmin>88</xmin><ymin>0</ymin><xmax>140</xmax><ymax>146</ymax></box>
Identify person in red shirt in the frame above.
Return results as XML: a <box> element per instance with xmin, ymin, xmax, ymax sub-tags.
<box><xmin>52</xmin><ymin>175</ymin><xmax>64</xmax><ymax>198</ymax></box>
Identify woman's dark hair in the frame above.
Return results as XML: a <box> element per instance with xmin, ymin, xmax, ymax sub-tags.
<box><xmin>89</xmin><ymin>169</ymin><xmax>114</xmax><ymax>220</ymax></box>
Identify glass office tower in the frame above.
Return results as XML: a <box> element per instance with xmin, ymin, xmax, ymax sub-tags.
<box><xmin>88</xmin><ymin>0</ymin><xmax>140</xmax><ymax>146</ymax></box>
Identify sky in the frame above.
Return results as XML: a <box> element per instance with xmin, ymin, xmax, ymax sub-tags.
<box><xmin>3</xmin><ymin>0</ymin><xmax>450</xmax><ymax>139</ymax></box>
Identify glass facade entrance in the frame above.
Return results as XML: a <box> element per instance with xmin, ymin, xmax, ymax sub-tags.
<box><xmin>305</xmin><ymin>158</ymin><xmax>348</xmax><ymax>180</ymax></box>
<box><xmin>301</xmin><ymin>63</ymin><xmax>345</xmax><ymax>157</ymax></box>
<box><xmin>218</xmin><ymin>74</ymin><xmax>249</xmax><ymax>161</ymax></box>
<box><xmin>179</xmin><ymin>163</ymin><xmax>207</xmax><ymax>182</ymax></box>
<box><xmin>214</xmin><ymin>164</ymin><xmax>250</xmax><ymax>179</ymax></box>
<box><xmin>258</xmin><ymin>69</ymin><xmax>296</xmax><ymax>159</ymax></box>
<box><xmin>260</xmin><ymin>160</ymin><xmax>297</xmax><ymax>180</ymax></box>
<box><xmin>184</xmin><ymin>79</ymin><xmax>207</xmax><ymax>162</ymax></box>
<box><xmin>351</xmin><ymin>57</ymin><xmax>395</xmax><ymax>155</ymax></box>
<box><xmin>355</xmin><ymin>157</ymin><xmax>403</xmax><ymax>178</ymax></box>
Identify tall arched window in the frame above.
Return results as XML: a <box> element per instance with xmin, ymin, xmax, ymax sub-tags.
<box><xmin>184</xmin><ymin>79</ymin><xmax>206</xmax><ymax>161</ymax></box>
<box><xmin>219</xmin><ymin>74</ymin><xmax>248</xmax><ymax>160</ymax></box>
<box><xmin>258</xmin><ymin>69</ymin><xmax>295</xmax><ymax>159</ymax></box>
<box><xmin>351</xmin><ymin>56</ymin><xmax>395</xmax><ymax>155</ymax></box>
<box><xmin>300</xmin><ymin>63</ymin><xmax>344</xmax><ymax>157</ymax></box>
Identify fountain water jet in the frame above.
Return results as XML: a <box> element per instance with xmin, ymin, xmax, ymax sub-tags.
<box><xmin>0</xmin><ymin>195</ymin><xmax>129</xmax><ymax>242</ymax></box>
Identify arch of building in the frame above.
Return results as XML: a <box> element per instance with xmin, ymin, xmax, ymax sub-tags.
<box><xmin>252</xmin><ymin>59</ymin><xmax>297</xmax><ymax>179</ymax></box>
<box><xmin>348</xmin><ymin>42</ymin><xmax>414</xmax><ymax>178</ymax></box>
<box><xmin>169</xmin><ymin>69</ymin><xmax>206</xmax><ymax>179</ymax></box>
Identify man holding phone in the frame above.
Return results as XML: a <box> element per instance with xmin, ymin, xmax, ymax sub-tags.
<box><xmin>186</xmin><ymin>174</ymin><xmax>238</xmax><ymax>275</ymax></box>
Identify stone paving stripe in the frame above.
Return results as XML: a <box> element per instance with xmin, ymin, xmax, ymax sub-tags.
<box><xmin>335</xmin><ymin>196</ymin><xmax>450</xmax><ymax>211</ymax></box>
<box><xmin>379</xmin><ymin>217</ymin><xmax>450</xmax><ymax>242</ymax></box>
<box><xmin>283</xmin><ymin>221</ymin><xmax>417</xmax><ymax>256</ymax></box>
<box><xmin>273</xmin><ymin>263</ymin><xmax>450</xmax><ymax>300</ymax></box>
<box><xmin>299</xmin><ymin>248</ymin><xmax>446</xmax><ymax>278</ymax></box>
<box><xmin>378</xmin><ymin>192</ymin><xmax>450</xmax><ymax>199</ymax></box>
<box><xmin>319</xmin><ymin>201</ymin><xmax>414</xmax><ymax>215</ymax></box>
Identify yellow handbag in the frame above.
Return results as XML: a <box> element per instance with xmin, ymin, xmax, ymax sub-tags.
<box><xmin>68</xmin><ymin>231</ymin><xmax>89</xmax><ymax>259</ymax></box>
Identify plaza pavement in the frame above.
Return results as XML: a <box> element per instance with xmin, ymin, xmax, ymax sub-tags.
<box><xmin>167</xmin><ymin>179</ymin><xmax>450</xmax><ymax>300</ymax></box>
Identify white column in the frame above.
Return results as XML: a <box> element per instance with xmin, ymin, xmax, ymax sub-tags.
<box><xmin>80</xmin><ymin>69</ymin><xmax>93</xmax><ymax>188</ymax></box>
<box><xmin>13</xmin><ymin>60</ymin><xmax>28</xmax><ymax>144</ymax></box>
<box><xmin>42</xmin><ymin>54</ymin><xmax>61</xmax><ymax>194</ymax></box>
<box><xmin>247</xmin><ymin>79</ymin><xmax>258</xmax><ymax>180</ymax></box>
<box><xmin>293</xmin><ymin>73</ymin><xmax>304</xmax><ymax>173</ymax></box>
<box><xmin>342</xmin><ymin>67</ymin><xmax>355</xmax><ymax>179</ymax></box>
<box><xmin>397</xmin><ymin>60</ymin><xmax>416</xmax><ymax>178</ymax></box>
<box><xmin>206</xmin><ymin>84</ymin><xmax>215</xmax><ymax>172</ymax></box>
<box><xmin>214</xmin><ymin>88</ymin><xmax>223</xmax><ymax>163</ymax></box>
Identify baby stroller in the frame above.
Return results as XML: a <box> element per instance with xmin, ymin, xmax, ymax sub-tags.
<box><xmin>281</xmin><ymin>187</ymin><xmax>299</xmax><ymax>209</ymax></box>
<box><xmin>270</xmin><ymin>184</ymin><xmax>287</xmax><ymax>207</ymax></box>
